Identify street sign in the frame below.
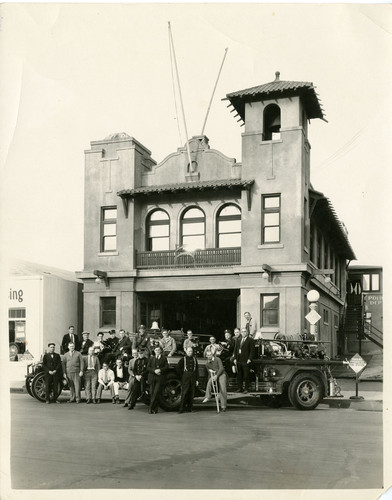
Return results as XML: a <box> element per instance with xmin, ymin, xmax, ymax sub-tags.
<box><xmin>348</xmin><ymin>353</ymin><xmax>367</xmax><ymax>374</ymax></box>
<box><xmin>305</xmin><ymin>310</ymin><xmax>322</xmax><ymax>325</ymax></box>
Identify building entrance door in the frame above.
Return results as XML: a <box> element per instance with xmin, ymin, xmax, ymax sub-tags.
<box><xmin>138</xmin><ymin>290</ymin><xmax>239</xmax><ymax>339</ymax></box>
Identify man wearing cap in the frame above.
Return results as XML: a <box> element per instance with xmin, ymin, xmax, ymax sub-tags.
<box><xmin>160</xmin><ymin>329</ymin><xmax>177</xmax><ymax>357</ymax></box>
<box><xmin>125</xmin><ymin>348</ymin><xmax>148</xmax><ymax>410</ymax></box>
<box><xmin>132</xmin><ymin>325</ymin><xmax>149</xmax><ymax>354</ymax></box>
<box><xmin>146</xmin><ymin>345</ymin><xmax>169</xmax><ymax>414</ymax></box>
<box><xmin>177</xmin><ymin>347</ymin><xmax>199</xmax><ymax>413</ymax></box>
<box><xmin>83</xmin><ymin>346</ymin><xmax>100</xmax><ymax>404</ymax></box>
<box><xmin>62</xmin><ymin>342</ymin><xmax>84</xmax><ymax>403</ymax></box>
<box><xmin>42</xmin><ymin>343</ymin><xmax>62</xmax><ymax>404</ymax></box>
<box><xmin>80</xmin><ymin>331</ymin><xmax>94</xmax><ymax>355</ymax></box>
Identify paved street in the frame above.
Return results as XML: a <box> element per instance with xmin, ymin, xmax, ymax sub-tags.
<box><xmin>10</xmin><ymin>392</ymin><xmax>382</xmax><ymax>490</ymax></box>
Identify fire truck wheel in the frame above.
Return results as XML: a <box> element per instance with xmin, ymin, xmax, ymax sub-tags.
<box><xmin>25</xmin><ymin>377</ymin><xmax>34</xmax><ymax>397</ymax></box>
<box><xmin>288</xmin><ymin>373</ymin><xmax>323</xmax><ymax>410</ymax></box>
<box><xmin>158</xmin><ymin>372</ymin><xmax>182</xmax><ymax>411</ymax></box>
<box><xmin>31</xmin><ymin>372</ymin><xmax>63</xmax><ymax>403</ymax></box>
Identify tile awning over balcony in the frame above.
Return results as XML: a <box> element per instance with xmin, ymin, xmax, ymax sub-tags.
<box><xmin>118</xmin><ymin>179</ymin><xmax>254</xmax><ymax>216</ymax></box>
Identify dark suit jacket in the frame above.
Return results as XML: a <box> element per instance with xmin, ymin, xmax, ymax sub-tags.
<box><xmin>129</xmin><ymin>357</ymin><xmax>148</xmax><ymax>378</ymax></box>
<box><xmin>147</xmin><ymin>355</ymin><xmax>169</xmax><ymax>385</ymax></box>
<box><xmin>113</xmin><ymin>365</ymin><xmax>129</xmax><ymax>382</ymax></box>
<box><xmin>61</xmin><ymin>333</ymin><xmax>81</xmax><ymax>353</ymax></box>
<box><xmin>80</xmin><ymin>339</ymin><xmax>94</xmax><ymax>355</ymax></box>
<box><xmin>42</xmin><ymin>352</ymin><xmax>62</xmax><ymax>378</ymax></box>
<box><xmin>114</xmin><ymin>337</ymin><xmax>132</xmax><ymax>357</ymax></box>
<box><xmin>234</xmin><ymin>336</ymin><xmax>255</xmax><ymax>364</ymax></box>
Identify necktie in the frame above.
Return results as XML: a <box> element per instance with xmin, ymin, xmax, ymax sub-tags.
<box><xmin>104</xmin><ymin>371</ymin><xmax>108</xmax><ymax>383</ymax></box>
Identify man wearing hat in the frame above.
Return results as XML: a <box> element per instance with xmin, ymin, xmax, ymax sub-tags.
<box><xmin>125</xmin><ymin>348</ymin><xmax>148</xmax><ymax>409</ymax></box>
<box><xmin>42</xmin><ymin>343</ymin><xmax>62</xmax><ymax>404</ymax></box>
<box><xmin>132</xmin><ymin>325</ymin><xmax>149</xmax><ymax>354</ymax></box>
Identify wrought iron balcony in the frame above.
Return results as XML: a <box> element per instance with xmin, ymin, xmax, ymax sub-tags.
<box><xmin>136</xmin><ymin>248</ymin><xmax>241</xmax><ymax>269</ymax></box>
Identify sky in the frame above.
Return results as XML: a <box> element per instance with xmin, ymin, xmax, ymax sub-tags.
<box><xmin>1</xmin><ymin>3</ymin><xmax>391</xmax><ymax>273</ymax></box>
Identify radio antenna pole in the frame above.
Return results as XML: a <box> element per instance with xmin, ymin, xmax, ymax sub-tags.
<box><xmin>168</xmin><ymin>22</ymin><xmax>193</xmax><ymax>171</ymax></box>
<box><xmin>201</xmin><ymin>47</ymin><xmax>228</xmax><ymax>136</ymax></box>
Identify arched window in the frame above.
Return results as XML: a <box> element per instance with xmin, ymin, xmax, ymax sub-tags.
<box><xmin>263</xmin><ymin>104</ymin><xmax>281</xmax><ymax>141</ymax></box>
<box><xmin>146</xmin><ymin>210</ymin><xmax>170</xmax><ymax>251</ymax></box>
<box><xmin>217</xmin><ymin>204</ymin><xmax>241</xmax><ymax>248</ymax></box>
<box><xmin>180</xmin><ymin>207</ymin><xmax>205</xmax><ymax>251</ymax></box>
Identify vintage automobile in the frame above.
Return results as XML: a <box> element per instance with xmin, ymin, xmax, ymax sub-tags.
<box><xmin>26</xmin><ymin>333</ymin><xmax>346</xmax><ymax>410</ymax></box>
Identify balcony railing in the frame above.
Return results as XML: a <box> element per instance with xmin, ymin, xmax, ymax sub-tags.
<box><xmin>136</xmin><ymin>248</ymin><xmax>241</xmax><ymax>269</ymax></box>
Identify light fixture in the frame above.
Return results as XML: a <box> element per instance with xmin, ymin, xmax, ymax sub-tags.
<box><xmin>305</xmin><ymin>267</ymin><xmax>334</xmax><ymax>286</ymax></box>
<box><xmin>93</xmin><ymin>270</ymin><xmax>109</xmax><ymax>288</ymax></box>
<box><xmin>261</xmin><ymin>264</ymin><xmax>272</xmax><ymax>281</ymax></box>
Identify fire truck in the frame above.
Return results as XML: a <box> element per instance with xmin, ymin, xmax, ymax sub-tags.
<box><xmin>25</xmin><ymin>332</ymin><xmax>346</xmax><ymax>410</ymax></box>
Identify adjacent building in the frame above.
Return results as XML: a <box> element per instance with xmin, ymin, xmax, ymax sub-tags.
<box><xmin>76</xmin><ymin>72</ymin><xmax>356</xmax><ymax>358</ymax></box>
<box><xmin>8</xmin><ymin>260</ymin><xmax>83</xmax><ymax>361</ymax></box>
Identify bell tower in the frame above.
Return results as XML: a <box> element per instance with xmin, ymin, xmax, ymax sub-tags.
<box><xmin>225</xmin><ymin>71</ymin><xmax>325</xmax><ymax>267</ymax></box>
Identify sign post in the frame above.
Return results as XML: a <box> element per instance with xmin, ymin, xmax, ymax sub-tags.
<box><xmin>348</xmin><ymin>353</ymin><xmax>367</xmax><ymax>400</ymax></box>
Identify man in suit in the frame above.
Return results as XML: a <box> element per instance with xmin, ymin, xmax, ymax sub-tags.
<box><xmin>62</xmin><ymin>342</ymin><xmax>84</xmax><ymax>403</ymax></box>
<box><xmin>61</xmin><ymin>326</ymin><xmax>80</xmax><ymax>354</ymax></box>
<box><xmin>112</xmin><ymin>358</ymin><xmax>129</xmax><ymax>404</ymax></box>
<box><xmin>146</xmin><ymin>345</ymin><xmax>169</xmax><ymax>414</ymax></box>
<box><xmin>177</xmin><ymin>347</ymin><xmax>199</xmax><ymax>413</ymax></box>
<box><xmin>113</xmin><ymin>329</ymin><xmax>132</xmax><ymax>360</ymax></box>
<box><xmin>234</xmin><ymin>327</ymin><xmax>255</xmax><ymax>393</ymax></box>
<box><xmin>80</xmin><ymin>331</ymin><xmax>94</xmax><ymax>355</ymax></box>
<box><xmin>83</xmin><ymin>346</ymin><xmax>100</xmax><ymax>404</ymax></box>
<box><xmin>220</xmin><ymin>330</ymin><xmax>235</xmax><ymax>374</ymax></box>
<box><xmin>42</xmin><ymin>342</ymin><xmax>62</xmax><ymax>404</ymax></box>
<box><xmin>125</xmin><ymin>348</ymin><xmax>148</xmax><ymax>410</ymax></box>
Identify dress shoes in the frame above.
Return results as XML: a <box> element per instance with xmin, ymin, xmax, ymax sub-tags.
<box><xmin>221</xmin><ymin>408</ymin><xmax>227</xmax><ymax>412</ymax></box>
<box><xmin>55</xmin><ymin>401</ymin><xmax>60</xmax><ymax>404</ymax></box>
<box><xmin>92</xmin><ymin>400</ymin><xmax>96</xmax><ymax>404</ymax></box>
<box><xmin>202</xmin><ymin>398</ymin><xmax>209</xmax><ymax>403</ymax></box>
<box><xmin>178</xmin><ymin>410</ymin><xmax>184</xmax><ymax>414</ymax></box>
<box><xmin>128</xmin><ymin>406</ymin><xmax>134</xmax><ymax>410</ymax></box>
<box><xmin>45</xmin><ymin>401</ymin><xmax>50</xmax><ymax>404</ymax></box>
<box><xmin>112</xmin><ymin>398</ymin><xmax>116</xmax><ymax>404</ymax></box>
<box><xmin>123</xmin><ymin>403</ymin><xmax>129</xmax><ymax>408</ymax></box>
<box><xmin>96</xmin><ymin>399</ymin><xmax>101</xmax><ymax>404</ymax></box>
<box><xmin>243</xmin><ymin>390</ymin><xmax>248</xmax><ymax>394</ymax></box>
<box><xmin>116</xmin><ymin>398</ymin><xmax>121</xmax><ymax>404</ymax></box>
<box><xmin>148</xmin><ymin>409</ymin><xmax>153</xmax><ymax>414</ymax></box>
<box><xmin>86</xmin><ymin>400</ymin><xmax>91</xmax><ymax>404</ymax></box>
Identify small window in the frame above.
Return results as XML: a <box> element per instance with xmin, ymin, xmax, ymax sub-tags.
<box><xmin>101</xmin><ymin>207</ymin><xmax>117</xmax><ymax>252</ymax></box>
<box><xmin>334</xmin><ymin>314</ymin><xmax>339</xmax><ymax>329</ymax></box>
<box><xmin>363</xmin><ymin>273</ymin><xmax>380</xmax><ymax>292</ymax></box>
<box><xmin>146</xmin><ymin>210</ymin><xmax>170</xmax><ymax>251</ymax></box>
<box><xmin>217</xmin><ymin>204</ymin><xmax>241</xmax><ymax>248</ymax></box>
<box><xmin>180</xmin><ymin>207</ymin><xmax>206</xmax><ymax>251</ymax></box>
<box><xmin>262</xmin><ymin>195</ymin><xmax>280</xmax><ymax>243</ymax></box>
<box><xmin>323</xmin><ymin>309</ymin><xmax>329</xmax><ymax>325</ymax></box>
<box><xmin>261</xmin><ymin>294</ymin><xmax>279</xmax><ymax>327</ymax></box>
<box><xmin>100</xmin><ymin>297</ymin><xmax>116</xmax><ymax>327</ymax></box>
<box><xmin>9</xmin><ymin>308</ymin><xmax>26</xmax><ymax>319</ymax></box>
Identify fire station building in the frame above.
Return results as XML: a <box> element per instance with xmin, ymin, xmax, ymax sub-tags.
<box><xmin>76</xmin><ymin>72</ymin><xmax>356</xmax><ymax>358</ymax></box>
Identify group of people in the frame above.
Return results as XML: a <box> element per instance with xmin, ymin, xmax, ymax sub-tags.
<box><xmin>42</xmin><ymin>312</ymin><xmax>257</xmax><ymax>414</ymax></box>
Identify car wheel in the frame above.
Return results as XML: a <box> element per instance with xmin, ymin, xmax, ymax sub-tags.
<box><xmin>288</xmin><ymin>373</ymin><xmax>323</xmax><ymax>410</ymax></box>
<box><xmin>158</xmin><ymin>372</ymin><xmax>182</xmax><ymax>411</ymax></box>
<box><xmin>31</xmin><ymin>372</ymin><xmax>62</xmax><ymax>403</ymax></box>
